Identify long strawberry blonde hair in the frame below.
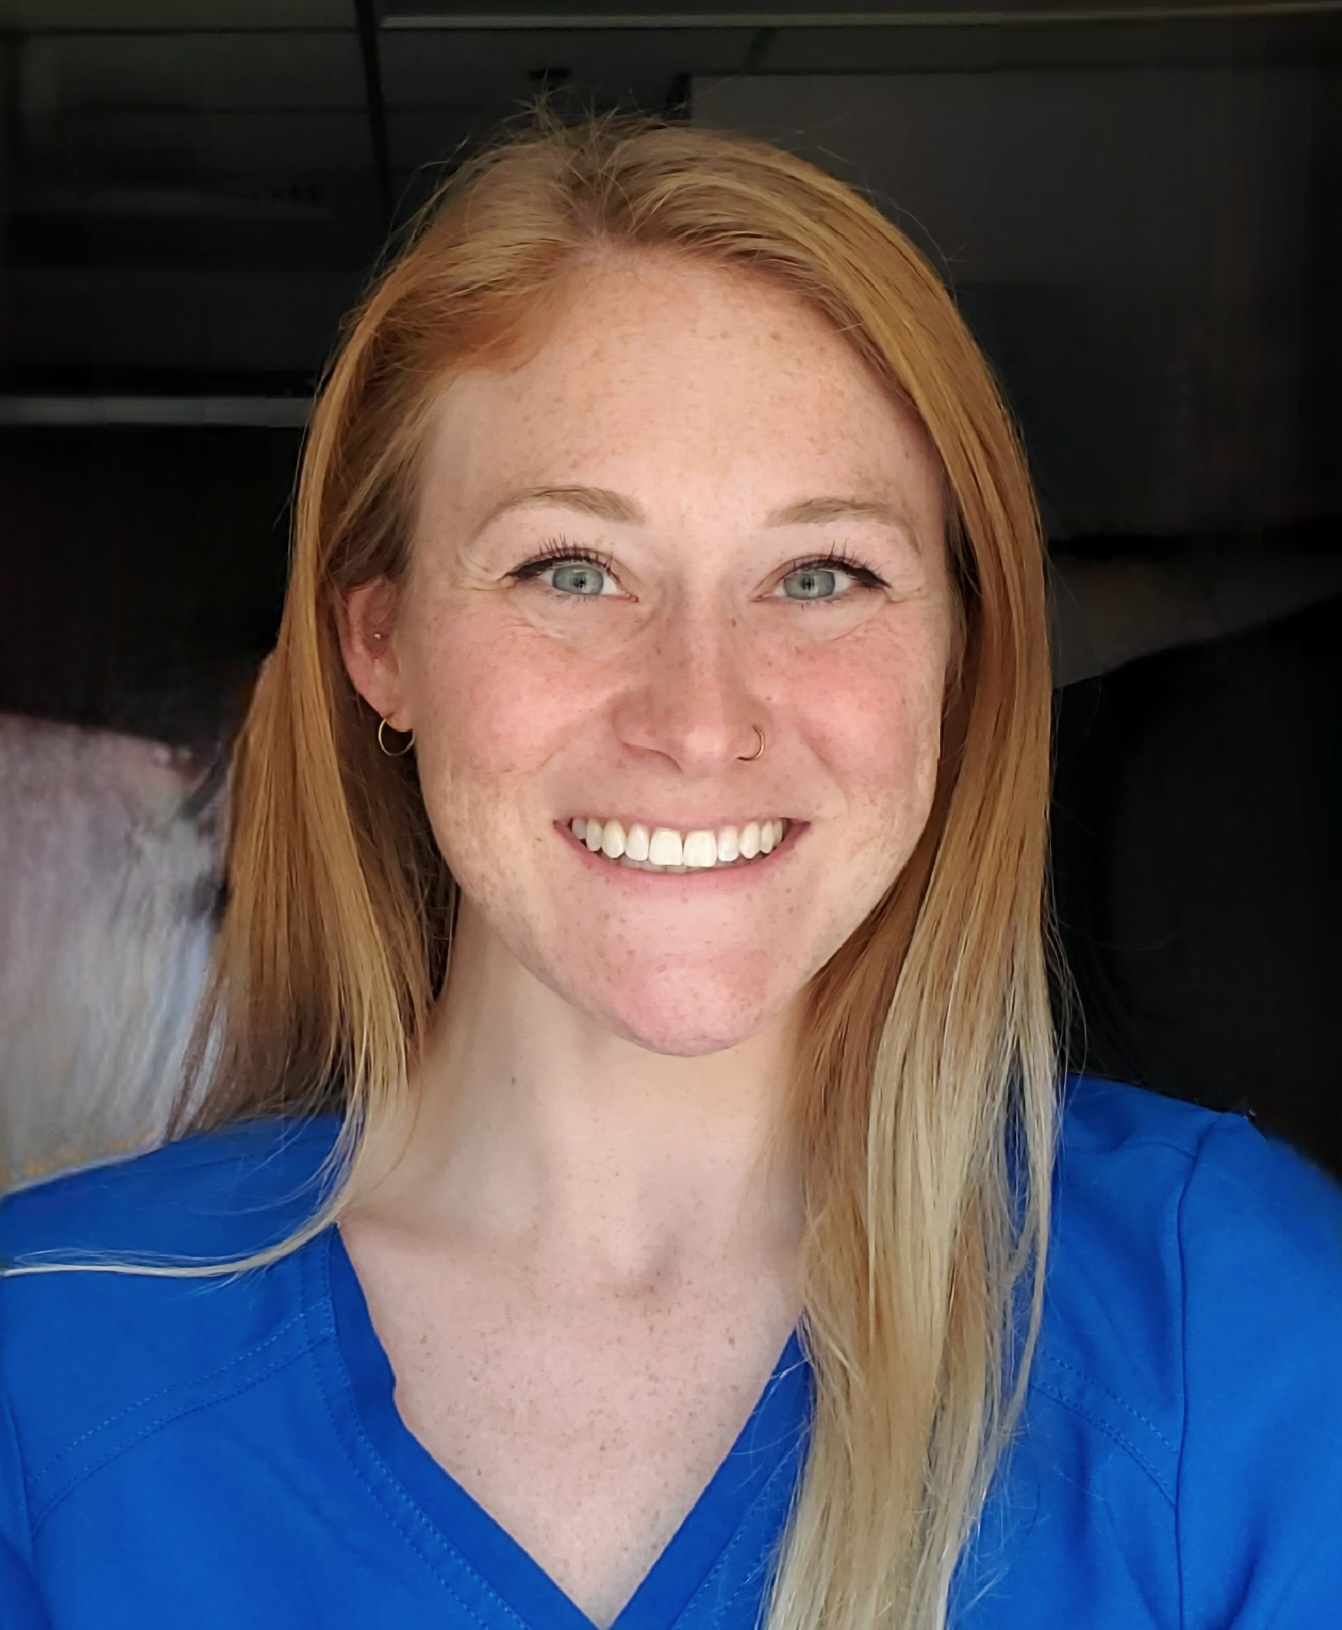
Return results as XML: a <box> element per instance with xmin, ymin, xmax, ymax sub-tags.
<box><xmin>42</xmin><ymin>105</ymin><xmax>1063</xmax><ymax>1630</ymax></box>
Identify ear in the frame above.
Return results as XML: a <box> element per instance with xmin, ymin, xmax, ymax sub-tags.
<box><xmin>335</xmin><ymin>577</ymin><xmax>413</xmax><ymax>731</ymax></box>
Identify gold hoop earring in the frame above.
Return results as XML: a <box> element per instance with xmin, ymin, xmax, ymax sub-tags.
<box><xmin>740</xmin><ymin>725</ymin><xmax>765</xmax><ymax>762</ymax></box>
<box><xmin>377</xmin><ymin>717</ymin><xmax>415</xmax><ymax>757</ymax></box>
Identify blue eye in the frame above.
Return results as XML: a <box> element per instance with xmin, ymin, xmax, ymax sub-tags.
<box><xmin>778</xmin><ymin>553</ymin><xmax>886</xmax><ymax>604</ymax></box>
<box><xmin>783</xmin><ymin>564</ymin><xmax>843</xmax><ymax>601</ymax></box>
<box><xmin>548</xmin><ymin>560</ymin><xmax>608</xmax><ymax>597</ymax></box>
<box><xmin>508</xmin><ymin>538</ymin><xmax>618</xmax><ymax>600</ymax></box>
<box><xmin>507</xmin><ymin>538</ymin><xmax>887</xmax><ymax>606</ymax></box>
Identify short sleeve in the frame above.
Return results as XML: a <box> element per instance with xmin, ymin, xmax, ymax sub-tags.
<box><xmin>1177</xmin><ymin>1115</ymin><xmax>1342</xmax><ymax>1627</ymax></box>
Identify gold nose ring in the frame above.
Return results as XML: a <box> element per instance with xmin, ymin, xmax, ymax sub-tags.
<box><xmin>740</xmin><ymin>725</ymin><xmax>765</xmax><ymax>762</ymax></box>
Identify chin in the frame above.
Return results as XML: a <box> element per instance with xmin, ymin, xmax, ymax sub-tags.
<box><xmin>615</xmin><ymin>1022</ymin><xmax>764</xmax><ymax>1059</ymax></box>
<box><xmin>581</xmin><ymin>981</ymin><xmax>786</xmax><ymax>1058</ymax></box>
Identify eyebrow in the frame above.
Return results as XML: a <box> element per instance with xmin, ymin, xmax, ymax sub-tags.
<box><xmin>473</xmin><ymin>484</ymin><xmax>918</xmax><ymax>543</ymax></box>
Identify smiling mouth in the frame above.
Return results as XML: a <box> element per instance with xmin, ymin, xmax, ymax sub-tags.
<box><xmin>565</xmin><ymin>816</ymin><xmax>797</xmax><ymax>874</ymax></box>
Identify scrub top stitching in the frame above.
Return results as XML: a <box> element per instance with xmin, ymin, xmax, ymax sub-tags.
<box><xmin>30</xmin><ymin>1335</ymin><xmax>317</xmax><ymax>1534</ymax></box>
<box><xmin>27</xmin><ymin>1305</ymin><xmax>311</xmax><ymax>1491</ymax></box>
<box><xmin>1025</xmin><ymin>1373</ymin><xmax>1176</xmax><ymax>1507</ymax></box>
<box><xmin>676</xmin><ymin>1441</ymin><xmax>809</xmax><ymax>1629</ymax></box>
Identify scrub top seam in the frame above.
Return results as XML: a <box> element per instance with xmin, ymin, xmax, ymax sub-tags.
<box><xmin>29</xmin><ymin>1330</ymin><xmax>318</xmax><ymax>1534</ymax></box>
<box><xmin>1025</xmin><ymin>1374</ymin><xmax>1175</xmax><ymax>1507</ymax></box>
<box><xmin>27</xmin><ymin>1304</ymin><xmax>310</xmax><ymax>1490</ymax></box>
<box><xmin>676</xmin><ymin>1439</ymin><xmax>807</xmax><ymax>1628</ymax></box>
<box><xmin>306</xmin><ymin>1234</ymin><xmax>535</xmax><ymax>1630</ymax></box>
<box><xmin>1032</xmin><ymin>1350</ymin><xmax>1178</xmax><ymax>1458</ymax></box>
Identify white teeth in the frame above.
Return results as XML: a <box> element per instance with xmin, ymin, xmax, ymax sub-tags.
<box><xmin>569</xmin><ymin>816</ymin><xmax>790</xmax><ymax>873</ymax></box>
<box><xmin>682</xmin><ymin>830</ymin><xmax>718</xmax><ymax>869</ymax></box>
<box><xmin>647</xmin><ymin>827</ymin><xmax>683</xmax><ymax>866</ymax></box>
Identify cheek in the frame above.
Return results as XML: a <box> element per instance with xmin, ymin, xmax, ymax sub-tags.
<box><xmin>398</xmin><ymin>617</ymin><xmax>576</xmax><ymax>917</ymax></box>
<box><xmin>405</xmin><ymin>611</ymin><xmax>589</xmax><ymax>786</ymax></box>
<box><xmin>793</xmin><ymin>621</ymin><xmax>948</xmax><ymax>848</ymax></box>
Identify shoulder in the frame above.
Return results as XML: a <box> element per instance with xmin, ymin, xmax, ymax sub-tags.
<box><xmin>0</xmin><ymin>1116</ymin><xmax>344</xmax><ymax>1513</ymax></box>
<box><xmin>1051</xmin><ymin>1073</ymin><xmax>1342</xmax><ymax>1322</ymax></box>
<box><xmin>1034</xmin><ymin>1075</ymin><xmax>1342</xmax><ymax>1624</ymax></box>
<box><xmin>0</xmin><ymin>1114</ymin><xmax>343</xmax><ymax>1265</ymax></box>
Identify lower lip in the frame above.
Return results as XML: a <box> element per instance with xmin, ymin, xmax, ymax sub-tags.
<box><xmin>557</xmin><ymin>821</ymin><xmax>805</xmax><ymax>888</ymax></box>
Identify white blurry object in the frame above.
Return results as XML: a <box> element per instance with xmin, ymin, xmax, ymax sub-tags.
<box><xmin>0</xmin><ymin>713</ymin><xmax>223</xmax><ymax>1193</ymax></box>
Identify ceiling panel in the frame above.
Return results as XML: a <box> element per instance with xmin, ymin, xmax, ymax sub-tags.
<box><xmin>380</xmin><ymin>25</ymin><xmax>752</xmax><ymax>105</ymax></box>
<box><xmin>16</xmin><ymin>32</ymin><xmax>366</xmax><ymax>116</ymax></box>
<box><xmin>46</xmin><ymin>107</ymin><xmax>374</xmax><ymax>179</ymax></box>
<box><xmin>693</xmin><ymin>67</ymin><xmax>1339</xmax><ymax>534</ymax></box>
<box><xmin>382</xmin><ymin>0</ymin><xmax>1340</xmax><ymax>22</ymax></box>
<box><xmin>0</xmin><ymin>0</ymin><xmax>351</xmax><ymax>29</ymax></box>
<box><xmin>752</xmin><ymin>13</ymin><xmax>1342</xmax><ymax>70</ymax></box>
<box><xmin>5</xmin><ymin>265</ymin><xmax>365</xmax><ymax>375</ymax></box>
<box><xmin>2</xmin><ymin>0</ymin><xmax>1335</xmax><ymax>427</ymax></box>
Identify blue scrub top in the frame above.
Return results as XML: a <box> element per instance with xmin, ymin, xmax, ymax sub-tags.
<box><xmin>2</xmin><ymin>1075</ymin><xmax>1341</xmax><ymax>1629</ymax></box>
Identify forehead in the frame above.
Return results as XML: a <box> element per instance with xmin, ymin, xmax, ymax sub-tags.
<box><xmin>417</xmin><ymin>255</ymin><xmax>943</xmax><ymax>530</ymax></box>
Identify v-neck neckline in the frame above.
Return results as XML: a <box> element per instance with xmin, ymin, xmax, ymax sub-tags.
<box><xmin>322</xmin><ymin>1223</ymin><xmax>812</xmax><ymax>1630</ymax></box>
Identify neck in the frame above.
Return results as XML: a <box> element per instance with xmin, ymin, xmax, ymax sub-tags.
<box><xmin>354</xmin><ymin>901</ymin><xmax>806</xmax><ymax>1291</ymax></box>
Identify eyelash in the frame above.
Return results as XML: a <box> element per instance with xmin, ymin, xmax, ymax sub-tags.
<box><xmin>508</xmin><ymin>534</ymin><xmax>888</xmax><ymax>605</ymax></box>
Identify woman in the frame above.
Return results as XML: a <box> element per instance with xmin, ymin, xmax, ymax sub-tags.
<box><xmin>2</xmin><ymin>107</ymin><xmax>1340</xmax><ymax>1630</ymax></box>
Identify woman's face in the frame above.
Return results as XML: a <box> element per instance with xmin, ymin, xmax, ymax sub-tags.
<box><xmin>341</xmin><ymin>253</ymin><xmax>955</xmax><ymax>1057</ymax></box>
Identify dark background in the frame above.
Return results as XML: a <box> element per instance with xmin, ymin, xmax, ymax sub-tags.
<box><xmin>1</xmin><ymin>0</ymin><xmax>1339</xmax><ymax>1171</ymax></box>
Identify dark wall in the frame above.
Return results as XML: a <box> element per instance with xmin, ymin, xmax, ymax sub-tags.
<box><xmin>1053</xmin><ymin>591</ymin><xmax>1342</xmax><ymax>1171</ymax></box>
<box><xmin>0</xmin><ymin>426</ymin><xmax>295</xmax><ymax>743</ymax></box>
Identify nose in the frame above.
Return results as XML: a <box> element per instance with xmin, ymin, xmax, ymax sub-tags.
<box><xmin>614</xmin><ymin>596</ymin><xmax>766</xmax><ymax>772</ymax></box>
